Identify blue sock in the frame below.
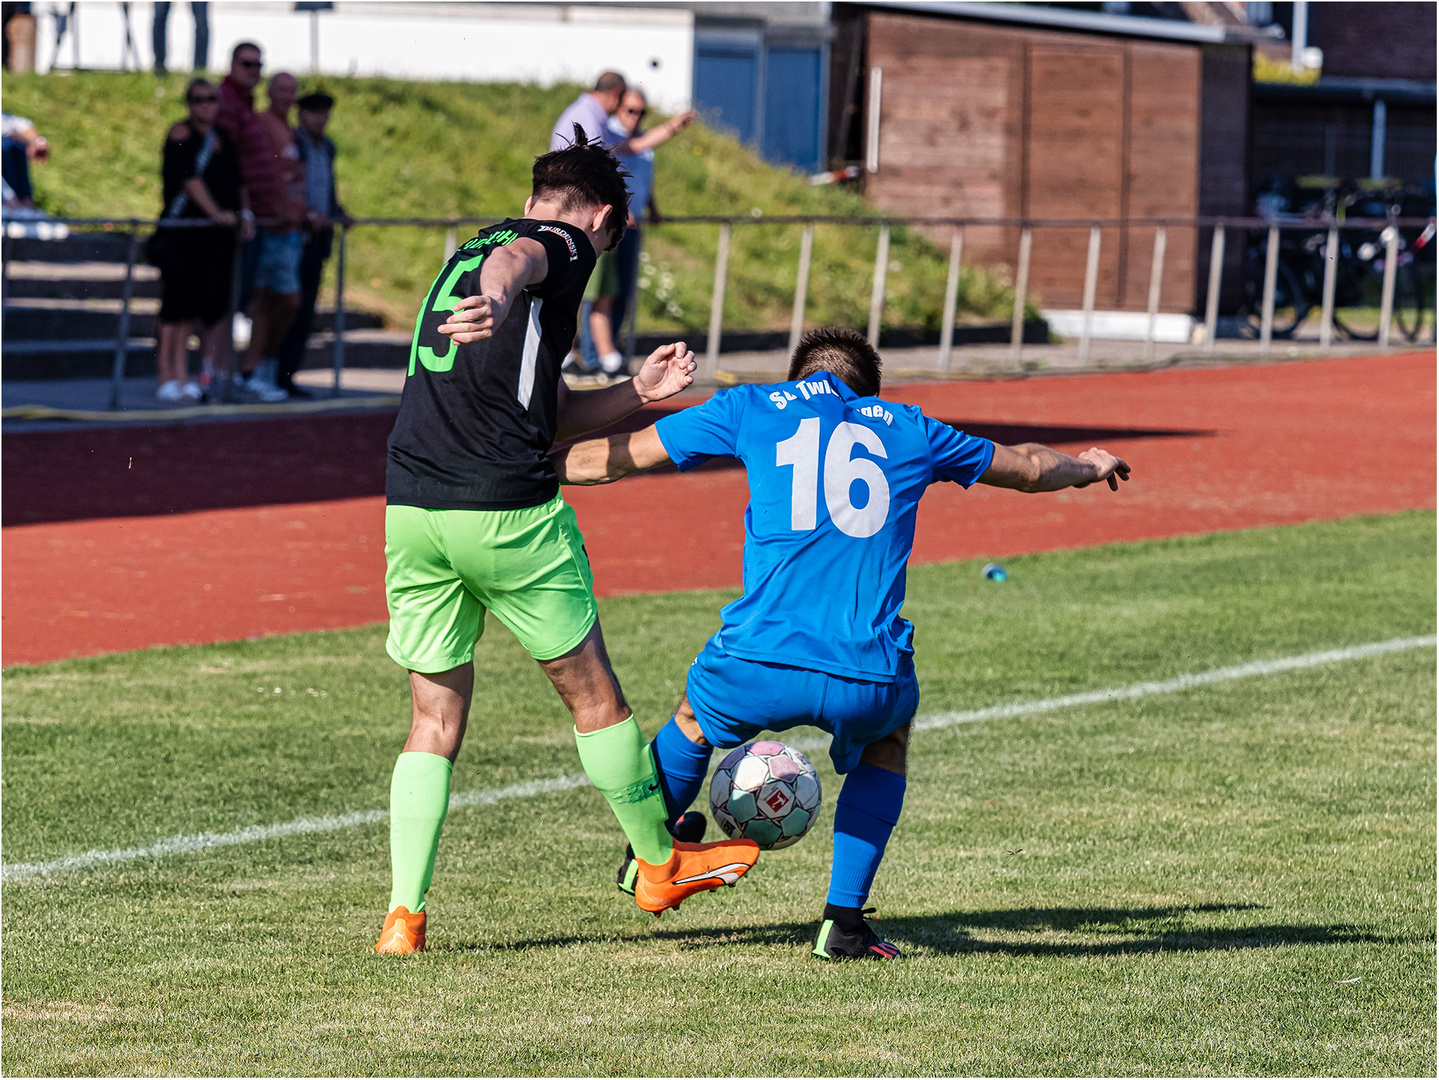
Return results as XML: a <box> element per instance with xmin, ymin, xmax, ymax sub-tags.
<box><xmin>827</xmin><ymin>763</ymin><xmax>907</xmax><ymax>909</ymax></box>
<box><xmin>650</xmin><ymin>717</ymin><xmax>713</xmax><ymax>826</ymax></box>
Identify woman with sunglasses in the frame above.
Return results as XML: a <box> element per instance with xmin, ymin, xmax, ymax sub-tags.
<box><xmin>154</xmin><ymin>76</ymin><xmax>248</xmax><ymax>402</ymax></box>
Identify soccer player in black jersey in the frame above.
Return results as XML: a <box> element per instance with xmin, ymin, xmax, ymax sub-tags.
<box><xmin>376</xmin><ymin>129</ymin><xmax>759</xmax><ymax>953</ymax></box>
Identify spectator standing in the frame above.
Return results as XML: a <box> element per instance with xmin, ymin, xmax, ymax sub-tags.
<box><xmin>1</xmin><ymin>111</ymin><xmax>47</xmax><ymax>213</ymax></box>
<box><xmin>551</xmin><ymin>73</ymin><xmax>624</xmax><ymax>374</ymax></box>
<box><xmin>240</xmin><ymin>70</ymin><xmax>306</xmax><ymax>402</ymax></box>
<box><xmin>581</xmin><ymin>91</ymin><xmax>696</xmax><ymax>376</ymax></box>
<box><xmin>154</xmin><ymin>77</ymin><xmax>246</xmax><ymax>402</ymax></box>
<box><xmin>275</xmin><ymin>90</ymin><xmax>350</xmax><ymax>398</ymax></box>
<box><xmin>151</xmin><ymin>1</ymin><xmax>208</xmax><ymax>76</ymax></box>
<box><xmin>550</xmin><ymin>71</ymin><xmax>627</xmax><ymax>151</ymax></box>
<box><xmin>216</xmin><ymin>42</ymin><xmax>285</xmax><ymax>395</ymax></box>
<box><xmin>216</xmin><ymin>41</ymin><xmax>281</xmax><ymax>225</ymax></box>
<box><xmin>549</xmin><ymin>72</ymin><xmax>696</xmax><ymax>375</ymax></box>
<box><xmin>608</xmin><ymin>89</ymin><xmax>691</xmax><ymax>361</ymax></box>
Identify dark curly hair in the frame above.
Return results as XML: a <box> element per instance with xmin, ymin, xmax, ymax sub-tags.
<box><xmin>531</xmin><ymin>123</ymin><xmax>631</xmax><ymax>250</ymax></box>
<box><xmin>787</xmin><ymin>327</ymin><xmax>883</xmax><ymax>397</ymax></box>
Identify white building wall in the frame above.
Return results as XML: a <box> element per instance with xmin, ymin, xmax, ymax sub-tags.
<box><xmin>32</xmin><ymin>2</ymin><xmax>695</xmax><ymax>110</ymax></box>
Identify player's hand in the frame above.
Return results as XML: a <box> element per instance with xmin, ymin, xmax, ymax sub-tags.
<box><xmin>633</xmin><ymin>341</ymin><xmax>696</xmax><ymax>402</ymax></box>
<box><xmin>1077</xmin><ymin>447</ymin><xmax>1130</xmax><ymax>490</ymax></box>
<box><xmin>439</xmin><ymin>294</ymin><xmax>508</xmax><ymax>343</ymax></box>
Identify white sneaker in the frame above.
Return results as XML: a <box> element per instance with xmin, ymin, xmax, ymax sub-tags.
<box><xmin>243</xmin><ymin>373</ymin><xmax>289</xmax><ymax>403</ymax></box>
<box><xmin>156</xmin><ymin>379</ymin><xmax>184</xmax><ymax>402</ymax></box>
<box><xmin>180</xmin><ymin>380</ymin><xmax>203</xmax><ymax>401</ymax></box>
<box><xmin>599</xmin><ymin>351</ymin><xmax>627</xmax><ymax>375</ymax></box>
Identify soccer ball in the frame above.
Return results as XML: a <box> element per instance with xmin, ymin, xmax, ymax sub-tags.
<box><xmin>709</xmin><ymin>741</ymin><xmax>822</xmax><ymax>850</ymax></box>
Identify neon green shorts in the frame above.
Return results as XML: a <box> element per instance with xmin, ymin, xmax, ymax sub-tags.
<box><xmin>583</xmin><ymin>249</ymin><xmax>620</xmax><ymax>301</ymax></box>
<box><xmin>383</xmin><ymin>495</ymin><xmax>598</xmax><ymax>672</ymax></box>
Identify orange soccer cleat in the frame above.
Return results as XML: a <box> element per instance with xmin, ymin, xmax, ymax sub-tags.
<box><xmin>375</xmin><ymin>906</ymin><xmax>427</xmax><ymax>954</ymax></box>
<box><xmin>633</xmin><ymin>838</ymin><xmax>760</xmax><ymax>915</ymax></box>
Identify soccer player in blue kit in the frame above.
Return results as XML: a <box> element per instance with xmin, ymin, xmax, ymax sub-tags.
<box><xmin>551</xmin><ymin>328</ymin><xmax>1130</xmax><ymax>960</ymax></box>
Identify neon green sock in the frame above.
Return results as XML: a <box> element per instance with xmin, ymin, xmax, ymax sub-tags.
<box><xmin>387</xmin><ymin>751</ymin><xmax>452</xmax><ymax>913</ymax></box>
<box><xmin>574</xmin><ymin>717</ymin><xmax>674</xmax><ymax>865</ymax></box>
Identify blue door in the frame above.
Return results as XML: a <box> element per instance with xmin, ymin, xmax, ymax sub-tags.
<box><xmin>694</xmin><ymin>42</ymin><xmax>759</xmax><ymax>145</ymax></box>
<box><xmin>762</xmin><ymin>46</ymin><xmax>823</xmax><ymax>172</ymax></box>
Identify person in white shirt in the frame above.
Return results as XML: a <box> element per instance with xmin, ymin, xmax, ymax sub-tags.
<box><xmin>580</xmin><ymin>88</ymin><xmax>698</xmax><ymax>375</ymax></box>
<box><xmin>550</xmin><ymin>71</ymin><xmax>628</xmax><ymax>152</ymax></box>
<box><xmin>608</xmin><ymin>88</ymin><xmax>663</xmax><ymax>363</ymax></box>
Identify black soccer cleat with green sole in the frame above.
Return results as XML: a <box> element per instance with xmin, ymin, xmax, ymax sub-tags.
<box><xmin>812</xmin><ymin>908</ymin><xmax>901</xmax><ymax>960</ymax></box>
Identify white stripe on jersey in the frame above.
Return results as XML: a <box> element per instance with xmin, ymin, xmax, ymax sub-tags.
<box><xmin>517</xmin><ymin>297</ymin><xmax>544</xmax><ymax>409</ymax></box>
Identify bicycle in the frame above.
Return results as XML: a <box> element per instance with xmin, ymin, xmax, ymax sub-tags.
<box><xmin>1239</xmin><ymin>179</ymin><xmax>1430</xmax><ymax>342</ymax></box>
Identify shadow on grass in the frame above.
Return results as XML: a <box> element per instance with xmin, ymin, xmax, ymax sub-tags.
<box><xmin>884</xmin><ymin>903</ymin><xmax>1407</xmax><ymax>956</ymax></box>
<box><xmin>440</xmin><ymin>902</ymin><xmax>1408</xmax><ymax>957</ymax></box>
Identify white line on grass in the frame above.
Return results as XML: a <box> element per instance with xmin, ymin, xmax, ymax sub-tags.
<box><xmin>911</xmin><ymin>634</ymin><xmax>1437</xmax><ymax>733</ymax></box>
<box><xmin>3</xmin><ymin>635</ymin><xmax>1432</xmax><ymax>884</ymax></box>
<box><xmin>0</xmin><ymin>774</ymin><xmax>592</xmax><ymax>884</ymax></box>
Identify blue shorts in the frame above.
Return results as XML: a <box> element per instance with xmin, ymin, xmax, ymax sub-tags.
<box><xmin>253</xmin><ymin>230</ymin><xmax>303</xmax><ymax>295</ymax></box>
<box><xmin>686</xmin><ymin>641</ymin><xmax>919</xmax><ymax>775</ymax></box>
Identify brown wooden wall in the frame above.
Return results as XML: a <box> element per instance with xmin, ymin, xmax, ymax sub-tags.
<box><xmin>865</xmin><ymin>11</ymin><xmax>1208</xmax><ymax>312</ymax></box>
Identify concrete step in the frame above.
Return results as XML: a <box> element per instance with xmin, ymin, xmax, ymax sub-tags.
<box><xmin>1</xmin><ymin>327</ymin><xmax>410</xmax><ymax>381</ymax></box>
<box><xmin>2</xmin><ymin>301</ymin><xmax>159</xmax><ymax>340</ymax></box>
<box><xmin>294</xmin><ymin>329</ymin><xmax>411</xmax><ymax>368</ymax></box>
<box><xmin>3</xmin><ymin>339</ymin><xmax>160</xmax><ymax>380</ymax></box>
<box><xmin>4</xmin><ymin>261</ymin><xmax>164</xmax><ymax>301</ymax></box>
<box><xmin>4</xmin><ymin>232</ymin><xmax>136</xmax><ymax>263</ymax></box>
<box><xmin>308</xmin><ymin>308</ymin><xmax>384</xmax><ymax>332</ymax></box>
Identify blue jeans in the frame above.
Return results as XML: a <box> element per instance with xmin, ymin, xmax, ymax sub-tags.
<box><xmin>253</xmin><ymin>230</ymin><xmax>304</xmax><ymax>295</ymax></box>
<box><xmin>611</xmin><ymin>226</ymin><xmax>642</xmax><ymax>339</ymax></box>
<box><xmin>2</xmin><ymin>136</ymin><xmax>32</xmax><ymax>203</ymax></box>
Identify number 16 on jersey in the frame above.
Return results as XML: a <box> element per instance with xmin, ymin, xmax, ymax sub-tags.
<box><xmin>775</xmin><ymin>419</ymin><xmax>891</xmax><ymax>538</ymax></box>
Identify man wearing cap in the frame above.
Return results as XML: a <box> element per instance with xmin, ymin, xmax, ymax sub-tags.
<box><xmin>276</xmin><ymin>90</ymin><xmax>352</xmax><ymax>398</ymax></box>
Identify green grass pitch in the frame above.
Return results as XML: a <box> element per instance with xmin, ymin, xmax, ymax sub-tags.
<box><xmin>2</xmin><ymin>511</ymin><xmax>1434</xmax><ymax>1075</ymax></box>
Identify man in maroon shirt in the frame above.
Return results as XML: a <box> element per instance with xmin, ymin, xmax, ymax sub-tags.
<box><xmin>240</xmin><ymin>70</ymin><xmax>306</xmax><ymax>401</ymax></box>
<box><xmin>216</xmin><ymin>41</ymin><xmax>294</xmax><ymax>399</ymax></box>
<box><xmin>216</xmin><ymin>42</ymin><xmax>279</xmax><ymax>226</ymax></box>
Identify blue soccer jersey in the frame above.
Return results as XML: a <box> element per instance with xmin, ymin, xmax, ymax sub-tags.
<box><xmin>653</xmin><ymin>372</ymin><xmax>994</xmax><ymax>682</ymax></box>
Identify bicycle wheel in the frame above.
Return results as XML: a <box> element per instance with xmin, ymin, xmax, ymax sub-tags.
<box><xmin>1340</xmin><ymin>260</ymin><xmax>1427</xmax><ymax>343</ymax></box>
<box><xmin>1331</xmin><ymin>257</ymin><xmax>1380</xmax><ymax>341</ymax></box>
<box><xmin>1391</xmin><ymin>262</ymin><xmax>1425</xmax><ymax>343</ymax></box>
<box><xmin>1240</xmin><ymin>255</ymin><xmax>1307</xmax><ymax>338</ymax></box>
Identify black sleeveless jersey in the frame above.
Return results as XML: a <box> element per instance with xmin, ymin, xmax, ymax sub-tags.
<box><xmin>385</xmin><ymin>218</ymin><xmax>596</xmax><ymax>510</ymax></box>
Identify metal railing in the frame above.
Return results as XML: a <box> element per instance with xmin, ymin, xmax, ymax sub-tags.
<box><xmin>3</xmin><ymin>210</ymin><xmax>1433</xmax><ymax>410</ymax></box>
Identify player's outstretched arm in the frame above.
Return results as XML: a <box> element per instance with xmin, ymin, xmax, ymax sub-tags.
<box><xmin>435</xmin><ymin>238</ymin><xmax>550</xmax><ymax>344</ymax></box>
<box><xmin>979</xmin><ymin>443</ymin><xmax>1131</xmax><ymax>493</ymax></box>
<box><xmin>551</xmin><ymin>426</ymin><xmax>673</xmax><ymax>486</ymax></box>
<box><xmin>553</xmin><ymin>341</ymin><xmax>696</xmax><ymax>442</ymax></box>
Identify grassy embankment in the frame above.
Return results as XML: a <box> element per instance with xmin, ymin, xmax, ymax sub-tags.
<box><xmin>2</xmin><ymin>70</ymin><xmax>1028</xmax><ymax>336</ymax></box>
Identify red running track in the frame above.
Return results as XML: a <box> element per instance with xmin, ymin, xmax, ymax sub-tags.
<box><xmin>4</xmin><ymin>353</ymin><xmax>1433</xmax><ymax>666</ymax></box>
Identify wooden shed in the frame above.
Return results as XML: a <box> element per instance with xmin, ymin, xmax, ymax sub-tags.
<box><xmin>830</xmin><ymin>2</ymin><xmax>1256</xmax><ymax>313</ymax></box>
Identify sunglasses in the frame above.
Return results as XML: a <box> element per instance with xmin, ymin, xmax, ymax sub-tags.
<box><xmin>237</xmin><ymin>59</ymin><xmax>261</xmax><ymax>69</ymax></box>
<box><xmin>622</xmin><ymin>107</ymin><xmax>647</xmax><ymax>118</ymax></box>
<box><xmin>189</xmin><ymin>94</ymin><xmax>219</xmax><ymax>104</ymax></box>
